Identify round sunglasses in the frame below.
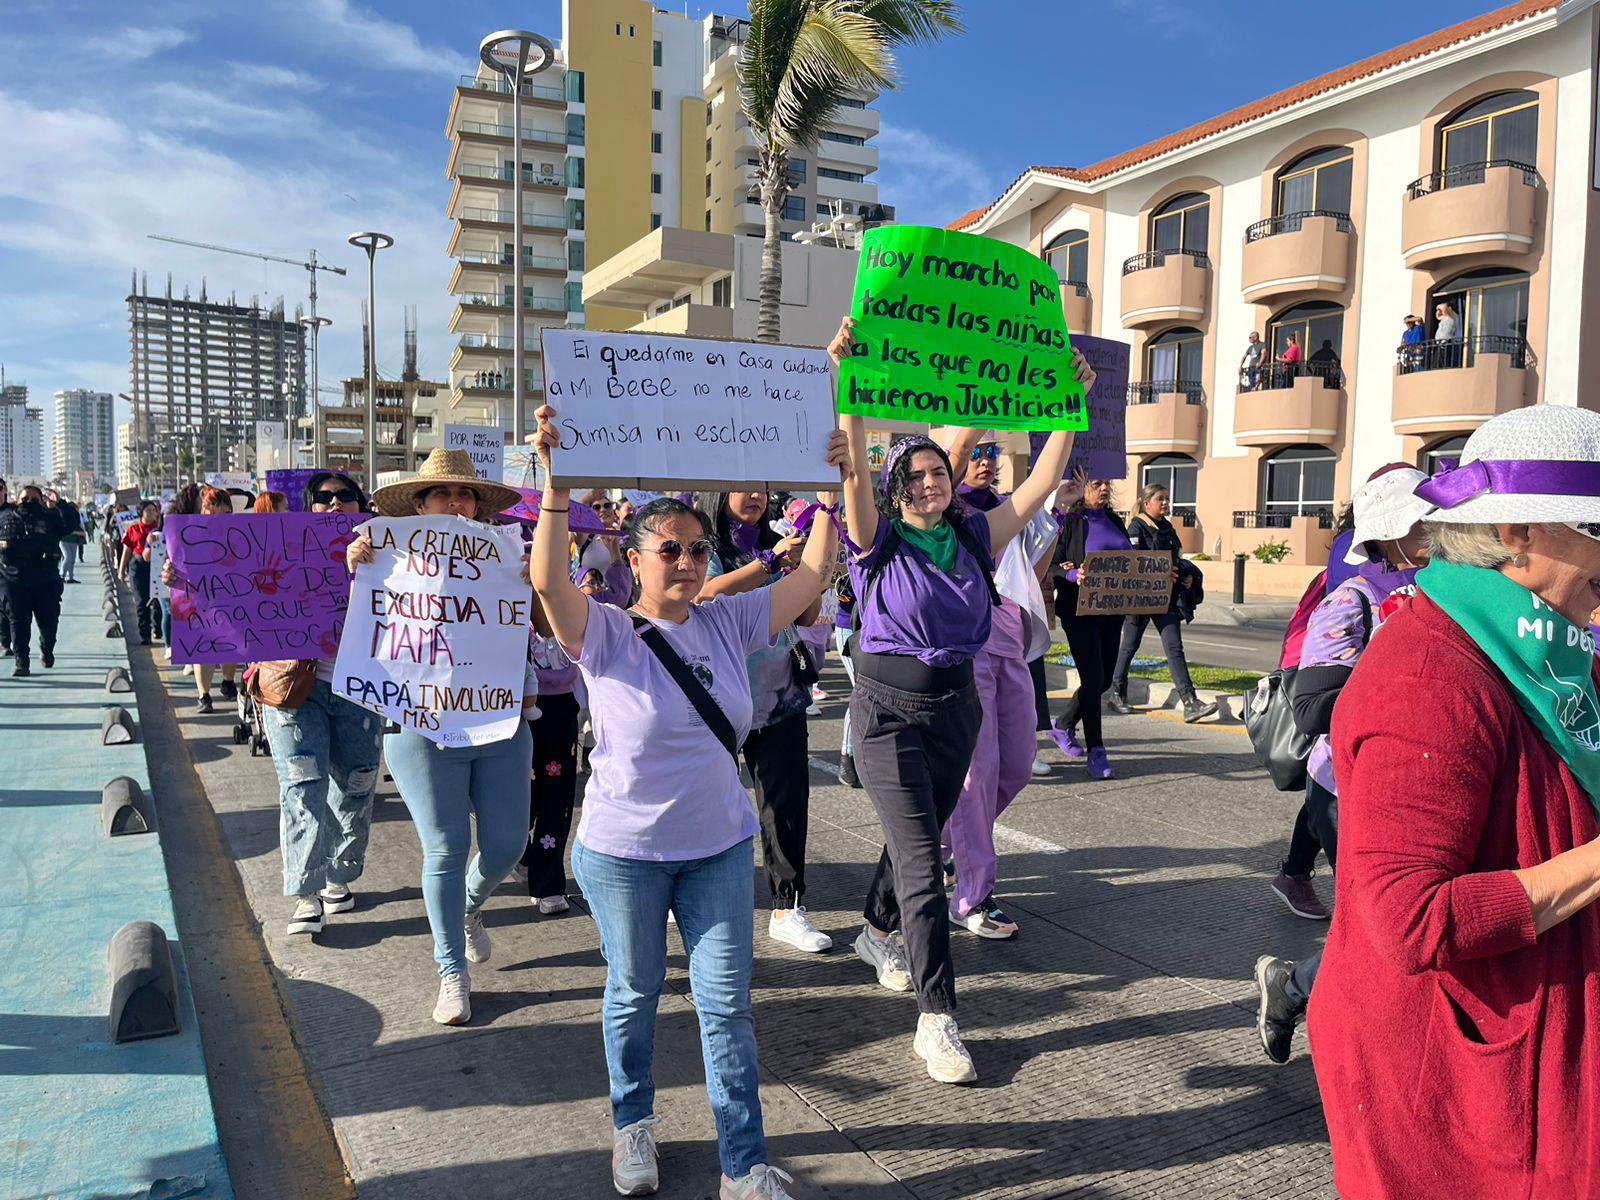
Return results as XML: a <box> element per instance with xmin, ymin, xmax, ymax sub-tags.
<box><xmin>969</xmin><ymin>445</ymin><xmax>1001</xmax><ymax>462</ymax></box>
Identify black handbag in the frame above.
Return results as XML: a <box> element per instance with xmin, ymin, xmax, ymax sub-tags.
<box><xmin>630</xmin><ymin>615</ymin><xmax>742</xmax><ymax>760</ymax></box>
<box><xmin>788</xmin><ymin>638</ymin><xmax>820</xmax><ymax>689</ymax></box>
<box><xmin>1241</xmin><ymin>667</ymin><xmax>1313</xmax><ymax>792</ymax></box>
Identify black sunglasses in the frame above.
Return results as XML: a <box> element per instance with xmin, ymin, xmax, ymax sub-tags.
<box><xmin>313</xmin><ymin>488</ymin><xmax>361</xmax><ymax>505</ymax></box>
<box><xmin>639</xmin><ymin>539</ymin><xmax>712</xmax><ymax>564</ymax></box>
<box><xmin>594</xmin><ymin>500</ymin><xmax>618</xmax><ymax>511</ymax></box>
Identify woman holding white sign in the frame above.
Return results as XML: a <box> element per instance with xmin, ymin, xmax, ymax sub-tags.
<box><xmin>830</xmin><ymin>317</ymin><xmax>1093</xmax><ymax>1086</ymax></box>
<box><xmin>345</xmin><ymin>450</ymin><xmax>532</xmax><ymax>1027</ymax></box>
<box><xmin>530</xmin><ymin>404</ymin><xmax>848</xmax><ymax>1200</ymax></box>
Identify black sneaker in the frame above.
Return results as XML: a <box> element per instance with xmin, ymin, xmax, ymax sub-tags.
<box><xmin>12</xmin><ymin>661</ymin><xmax>30</xmax><ymax>678</ymax></box>
<box><xmin>218</xmin><ymin>679</ymin><xmax>238</xmax><ymax>701</ymax></box>
<box><xmin>838</xmin><ymin>752</ymin><xmax>861</xmax><ymax>789</ymax></box>
<box><xmin>198</xmin><ymin>693</ymin><xmax>214</xmax><ymax>714</ymax></box>
<box><xmin>1105</xmin><ymin>689</ymin><xmax>1133</xmax><ymax>716</ymax></box>
<box><xmin>1183</xmin><ymin>693</ymin><xmax>1219</xmax><ymax>723</ymax></box>
<box><xmin>943</xmin><ymin>858</ymin><xmax>957</xmax><ymax>888</ymax></box>
<box><xmin>1254</xmin><ymin>955</ymin><xmax>1301</xmax><ymax>1065</ymax></box>
<box><xmin>41</xmin><ymin>650</ymin><xmax>54</xmax><ymax>668</ymax></box>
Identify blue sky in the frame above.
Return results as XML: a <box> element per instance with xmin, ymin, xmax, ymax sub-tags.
<box><xmin>0</xmin><ymin>0</ymin><xmax>1503</xmax><ymax>439</ymax></box>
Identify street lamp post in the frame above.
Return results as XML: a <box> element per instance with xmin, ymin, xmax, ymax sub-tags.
<box><xmin>480</xmin><ymin>29</ymin><xmax>555</xmax><ymax>448</ymax></box>
<box><xmin>299</xmin><ymin>314</ymin><xmax>332</xmax><ymax>467</ymax></box>
<box><xmin>347</xmin><ymin>231</ymin><xmax>393</xmax><ymax>492</ymax></box>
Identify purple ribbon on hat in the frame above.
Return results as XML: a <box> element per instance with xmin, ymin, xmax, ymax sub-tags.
<box><xmin>1416</xmin><ymin>459</ymin><xmax>1600</xmax><ymax>508</ymax></box>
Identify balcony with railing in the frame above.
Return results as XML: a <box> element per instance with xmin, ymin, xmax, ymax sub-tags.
<box><xmin>1231</xmin><ymin>508</ymin><xmax>1335</xmax><ymax>566</ymax></box>
<box><xmin>454</xmin><ymin>292</ymin><xmax>567</xmax><ymax>313</ymax></box>
<box><xmin>456</xmin><ymin>369</ymin><xmax>546</xmax><ymax>397</ymax></box>
<box><xmin>1241</xmin><ymin>211</ymin><xmax>1353</xmax><ymax>304</ymax></box>
<box><xmin>453</xmin><ymin>119</ymin><xmax>568</xmax><ymax>152</ymax></box>
<box><xmin>1235</xmin><ymin>361</ymin><xmax>1344</xmax><ymax>448</ymax></box>
<box><xmin>454</xmin><ymin>161</ymin><xmax>567</xmax><ymax>190</ymax></box>
<box><xmin>1120</xmin><ymin>248</ymin><xmax>1211</xmax><ymax>328</ymax></box>
<box><xmin>1401</xmin><ymin>160</ymin><xmax>1540</xmax><ymax>268</ymax></box>
<box><xmin>456</xmin><ymin>74</ymin><xmax>565</xmax><ymax>105</ymax></box>
<box><xmin>1392</xmin><ymin>334</ymin><xmax>1533</xmax><ymax>437</ymax></box>
<box><xmin>450</xmin><ymin>252</ymin><xmax>567</xmax><ymax>292</ymax></box>
<box><xmin>1059</xmin><ymin>279</ymin><xmax>1091</xmax><ymax>334</ymax></box>
<box><xmin>1125</xmin><ymin>380</ymin><xmax>1205</xmax><ymax>454</ymax></box>
<box><xmin>454</xmin><ymin>206</ymin><xmax>567</xmax><ymax>231</ymax></box>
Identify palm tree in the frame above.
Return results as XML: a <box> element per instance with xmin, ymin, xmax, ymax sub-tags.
<box><xmin>740</xmin><ymin>0</ymin><xmax>962</xmax><ymax>343</ymax></box>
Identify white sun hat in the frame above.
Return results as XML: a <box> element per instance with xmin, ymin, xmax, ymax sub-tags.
<box><xmin>1417</xmin><ymin>405</ymin><xmax>1600</xmax><ymax>526</ymax></box>
<box><xmin>1345</xmin><ymin>467</ymin><xmax>1432</xmax><ymax>564</ymax></box>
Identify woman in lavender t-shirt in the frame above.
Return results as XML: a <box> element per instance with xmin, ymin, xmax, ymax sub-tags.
<box><xmin>529</xmin><ymin>404</ymin><xmax>850</xmax><ymax>1200</ymax></box>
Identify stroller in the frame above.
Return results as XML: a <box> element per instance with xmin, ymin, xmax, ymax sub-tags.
<box><xmin>233</xmin><ymin>665</ymin><xmax>270</xmax><ymax>756</ymax></box>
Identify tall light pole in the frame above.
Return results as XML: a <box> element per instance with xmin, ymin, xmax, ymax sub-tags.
<box><xmin>347</xmin><ymin>231</ymin><xmax>392</xmax><ymax>491</ymax></box>
<box><xmin>480</xmin><ymin>29</ymin><xmax>555</xmax><ymax>448</ymax></box>
<box><xmin>299</xmin><ymin>314</ymin><xmax>332</xmax><ymax>467</ymax></box>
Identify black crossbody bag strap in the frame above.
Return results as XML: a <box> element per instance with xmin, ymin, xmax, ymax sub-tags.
<box><xmin>629</xmin><ymin>614</ymin><xmax>741</xmax><ymax>760</ymax></box>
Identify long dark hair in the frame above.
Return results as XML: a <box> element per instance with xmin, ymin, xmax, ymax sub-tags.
<box><xmin>693</xmin><ymin>490</ymin><xmax>777</xmax><ymax>568</ymax></box>
<box><xmin>304</xmin><ymin>472</ymin><xmax>371</xmax><ymax>513</ymax></box>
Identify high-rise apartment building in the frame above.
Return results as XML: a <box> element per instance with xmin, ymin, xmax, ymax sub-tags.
<box><xmin>53</xmin><ymin>389</ymin><xmax>115</xmax><ymax>488</ymax></box>
<box><xmin>0</xmin><ymin>383</ymin><xmax>45</xmax><ymax>480</ymax></box>
<box><xmin>443</xmin><ymin>1</ymin><xmax>887</xmax><ymax>438</ymax></box>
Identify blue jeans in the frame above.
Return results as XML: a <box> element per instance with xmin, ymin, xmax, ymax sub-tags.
<box><xmin>262</xmin><ymin>680</ymin><xmax>382</xmax><ymax>896</ymax></box>
<box><xmin>386</xmin><ymin>722</ymin><xmax>533</xmax><ymax>976</ymax></box>
<box><xmin>572</xmin><ymin>837</ymin><xmax>765</xmax><ymax>1179</ymax></box>
<box><xmin>60</xmin><ymin>541</ymin><xmax>79</xmax><ymax>581</ymax></box>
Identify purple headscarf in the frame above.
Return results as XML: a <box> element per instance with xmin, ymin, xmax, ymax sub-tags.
<box><xmin>879</xmin><ymin>435</ymin><xmax>943</xmax><ymax>494</ymax></box>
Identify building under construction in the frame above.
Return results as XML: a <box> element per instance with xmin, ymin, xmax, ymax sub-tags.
<box><xmin>126</xmin><ymin>273</ymin><xmax>306</xmax><ymax>485</ymax></box>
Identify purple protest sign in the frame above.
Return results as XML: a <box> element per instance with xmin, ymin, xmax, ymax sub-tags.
<box><xmin>1030</xmin><ymin>333</ymin><xmax>1132</xmax><ymax>480</ymax></box>
<box><xmin>500</xmin><ymin>488</ymin><xmax>620</xmax><ymax>535</ymax></box>
<box><xmin>266</xmin><ymin>469</ymin><xmax>324</xmax><ymax>513</ymax></box>
<box><xmin>164</xmin><ymin>512</ymin><xmax>361</xmax><ymax>664</ymax></box>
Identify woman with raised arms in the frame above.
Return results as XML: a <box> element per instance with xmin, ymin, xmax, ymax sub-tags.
<box><xmin>830</xmin><ymin>315</ymin><xmax>1093</xmax><ymax>1085</ymax></box>
<box><xmin>529</xmin><ymin>403</ymin><xmax>849</xmax><ymax>1200</ymax></box>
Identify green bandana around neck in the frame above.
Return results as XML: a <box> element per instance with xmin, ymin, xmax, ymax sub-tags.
<box><xmin>893</xmin><ymin>517</ymin><xmax>957</xmax><ymax>573</ymax></box>
<box><xmin>1419</xmin><ymin>558</ymin><xmax>1600</xmax><ymax>816</ymax></box>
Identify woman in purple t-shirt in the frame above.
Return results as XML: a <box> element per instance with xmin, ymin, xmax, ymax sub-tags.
<box><xmin>831</xmin><ymin>316</ymin><xmax>1095</xmax><ymax>1088</ymax></box>
<box><xmin>529</xmin><ymin>404</ymin><xmax>848</xmax><ymax>1200</ymax></box>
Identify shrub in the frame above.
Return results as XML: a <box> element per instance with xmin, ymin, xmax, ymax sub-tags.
<box><xmin>1252</xmin><ymin>540</ymin><xmax>1291</xmax><ymax>565</ymax></box>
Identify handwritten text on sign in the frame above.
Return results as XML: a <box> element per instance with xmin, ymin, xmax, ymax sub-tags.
<box><xmin>838</xmin><ymin>225</ymin><xmax>1086</xmax><ymax>432</ymax></box>
<box><xmin>445</xmin><ymin>424</ymin><xmax>505</xmax><ymax>482</ymax></box>
<box><xmin>163</xmin><ymin>513</ymin><xmax>360</xmax><ymax>665</ymax></box>
<box><xmin>1075</xmin><ymin>550</ymin><xmax>1174</xmax><ymax>618</ymax></box>
<box><xmin>1029</xmin><ymin>333</ymin><xmax>1132</xmax><ymax>480</ymax></box>
<box><xmin>540</xmin><ymin>328</ymin><xmax>838</xmax><ymax>489</ymax></box>
<box><xmin>334</xmin><ymin>515</ymin><xmax>528</xmax><ymax>747</ymax></box>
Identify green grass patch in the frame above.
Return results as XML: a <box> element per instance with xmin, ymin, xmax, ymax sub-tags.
<box><xmin>1044</xmin><ymin>642</ymin><xmax>1262</xmax><ymax>695</ymax></box>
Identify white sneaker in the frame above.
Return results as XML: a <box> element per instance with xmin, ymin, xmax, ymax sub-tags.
<box><xmin>854</xmin><ymin>926</ymin><xmax>911</xmax><ymax>992</ymax></box>
<box><xmin>287</xmin><ymin>896</ymin><xmax>323</xmax><ymax>936</ymax></box>
<box><xmin>319</xmin><ymin>882</ymin><xmax>355</xmax><ymax>913</ymax></box>
<box><xmin>1030</xmin><ymin>754</ymin><xmax>1050</xmax><ymax>777</ymax></box>
<box><xmin>433</xmin><ymin>970</ymin><xmax>471</xmax><ymax>1025</ymax></box>
<box><xmin>612</xmin><ymin>1115</ymin><xmax>660</xmax><ymax>1196</ymax></box>
<box><xmin>464</xmin><ymin>911</ymin><xmax>491</xmax><ymax>963</ymax></box>
<box><xmin>720</xmin><ymin>1163</ymin><xmax>795</xmax><ymax>1199</ymax></box>
<box><xmin>537</xmin><ymin>894</ymin><xmax>571</xmax><ymax>915</ymax></box>
<box><xmin>507</xmin><ymin>861</ymin><xmax>529</xmax><ymax>886</ymax></box>
<box><xmin>769</xmin><ymin>906</ymin><xmax>832</xmax><ymax>953</ymax></box>
<box><xmin>914</xmin><ymin>1012</ymin><xmax>977</xmax><ymax>1084</ymax></box>
<box><xmin>805</xmin><ymin>702</ymin><xmax>822</xmax><ymax>716</ymax></box>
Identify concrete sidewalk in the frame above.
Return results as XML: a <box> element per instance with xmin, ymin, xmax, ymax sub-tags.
<box><xmin>151</xmin><ymin>652</ymin><xmax>1334</xmax><ymax>1198</ymax></box>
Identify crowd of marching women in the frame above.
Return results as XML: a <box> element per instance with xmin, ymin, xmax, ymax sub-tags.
<box><xmin>58</xmin><ymin>334</ymin><xmax>1600</xmax><ymax>1196</ymax></box>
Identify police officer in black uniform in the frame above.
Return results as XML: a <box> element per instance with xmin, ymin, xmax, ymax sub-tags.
<box><xmin>0</xmin><ymin>484</ymin><xmax>65</xmax><ymax>677</ymax></box>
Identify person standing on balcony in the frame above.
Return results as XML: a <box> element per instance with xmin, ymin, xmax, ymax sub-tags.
<box><xmin>1434</xmin><ymin>301</ymin><xmax>1462</xmax><ymax>369</ymax></box>
<box><xmin>1239</xmin><ymin>331</ymin><xmax>1265</xmax><ymax>392</ymax></box>
<box><xmin>1309</xmin><ymin>340</ymin><xmax>1340</xmax><ymax>387</ymax></box>
<box><xmin>1398</xmin><ymin>314</ymin><xmax>1424</xmax><ymax>373</ymax></box>
<box><xmin>1275</xmin><ymin>332</ymin><xmax>1303</xmax><ymax>386</ymax></box>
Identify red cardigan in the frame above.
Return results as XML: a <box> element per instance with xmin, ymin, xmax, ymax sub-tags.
<box><xmin>1309</xmin><ymin>592</ymin><xmax>1600</xmax><ymax>1198</ymax></box>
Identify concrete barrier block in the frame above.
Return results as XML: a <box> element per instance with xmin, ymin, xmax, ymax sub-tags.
<box><xmin>101</xmin><ymin>706</ymin><xmax>136</xmax><ymax>745</ymax></box>
<box><xmin>101</xmin><ymin>776</ymin><xmax>154</xmax><ymax>835</ymax></box>
<box><xmin>107</xmin><ymin>920</ymin><xmax>179</xmax><ymax>1042</ymax></box>
<box><xmin>105</xmin><ymin>622</ymin><xmax>122</xmax><ymax>638</ymax></box>
<box><xmin>105</xmin><ymin>666</ymin><xmax>133</xmax><ymax>693</ymax></box>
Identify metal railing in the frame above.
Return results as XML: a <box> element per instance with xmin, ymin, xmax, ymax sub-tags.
<box><xmin>1059</xmin><ymin>278</ymin><xmax>1090</xmax><ymax>298</ymax></box>
<box><xmin>1244</xmin><ymin>210</ymin><xmax>1352</xmax><ymax>242</ymax></box>
<box><xmin>1127</xmin><ymin>380</ymin><xmax>1204</xmax><ymax>405</ymax></box>
<box><xmin>457</xmin><ymin>333</ymin><xmax>542</xmax><ymax>352</ymax></box>
<box><xmin>455</xmin><ymin>207</ymin><xmax>567</xmax><ymax>229</ymax></box>
<box><xmin>1122</xmin><ymin>248</ymin><xmax>1211</xmax><ymax>275</ymax></box>
<box><xmin>457</xmin><ymin>74</ymin><xmax>565</xmax><ymax>102</ymax></box>
<box><xmin>1397</xmin><ymin>333</ymin><xmax>1531</xmax><ymax>373</ymax></box>
<box><xmin>455</xmin><ymin>119</ymin><xmax>568</xmax><ymax>146</ymax></box>
<box><xmin>1233</xmin><ymin>509</ymin><xmax>1335</xmax><ymax>530</ymax></box>
<box><xmin>1252</xmin><ymin>360</ymin><xmax>1345</xmax><ymax>391</ymax></box>
<box><xmin>461</xmin><ymin>372</ymin><xmax>545</xmax><ymax>391</ymax></box>
<box><xmin>456</xmin><ymin>292</ymin><xmax>567</xmax><ymax>312</ymax></box>
<box><xmin>456</xmin><ymin>251</ymin><xmax>567</xmax><ymax>270</ymax></box>
<box><xmin>455</xmin><ymin>162</ymin><xmax>566</xmax><ymax>187</ymax></box>
<box><xmin>1406</xmin><ymin>158</ymin><xmax>1539</xmax><ymax>199</ymax></box>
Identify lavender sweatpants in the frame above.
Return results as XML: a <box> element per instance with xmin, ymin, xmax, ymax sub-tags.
<box><xmin>944</xmin><ymin>646</ymin><xmax>1037</xmax><ymax>919</ymax></box>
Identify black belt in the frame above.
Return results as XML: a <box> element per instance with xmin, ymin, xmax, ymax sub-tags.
<box><xmin>852</xmin><ymin>646</ymin><xmax>973</xmax><ymax>694</ymax></box>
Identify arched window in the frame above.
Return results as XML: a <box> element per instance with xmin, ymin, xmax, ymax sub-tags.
<box><xmin>1264</xmin><ymin>446</ymin><xmax>1336</xmax><ymax>518</ymax></box>
<box><xmin>1143</xmin><ymin>326</ymin><xmax>1204</xmax><ymax>402</ymax></box>
<box><xmin>1266</xmin><ymin>301</ymin><xmax>1345</xmax><ymax>388</ymax></box>
<box><xmin>1421</xmin><ymin>434</ymin><xmax>1469</xmax><ymax>477</ymax></box>
<box><xmin>1441</xmin><ymin>90</ymin><xmax>1538</xmax><ymax>175</ymax></box>
<box><xmin>1427</xmin><ymin>267</ymin><xmax>1530</xmax><ymax>367</ymax></box>
<box><xmin>1141</xmin><ymin>453</ymin><xmax>1198</xmax><ymax>516</ymax></box>
<box><xmin>1150</xmin><ymin>192</ymin><xmax>1209</xmax><ymax>255</ymax></box>
<box><xmin>1043</xmin><ymin>229</ymin><xmax>1089</xmax><ymax>287</ymax></box>
<box><xmin>1275</xmin><ymin>146</ymin><xmax>1353</xmax><ymax>217</ymax></box>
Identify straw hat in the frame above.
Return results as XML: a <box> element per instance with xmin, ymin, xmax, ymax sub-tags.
<box><xmin>1418</xmin><ymin>406</ymin><xmax>1600</xmax><ymax>526</ymax></box>
<box><xmin>370</xmin><ymin>448</ymin><xmax>522</xmax><ymax>519</ymax></box>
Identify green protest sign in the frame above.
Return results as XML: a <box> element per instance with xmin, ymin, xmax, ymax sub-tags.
<box><xmin>837</xmin><ymin>225</ymin><xmax>1087</xmax><ymax>432</ymax></box>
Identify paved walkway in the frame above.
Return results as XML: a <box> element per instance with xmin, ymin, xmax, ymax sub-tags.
<box><xmin>148</xmin><ymin>650</ymin><xmax>1335</xmax><ymax>1199</ymax></box>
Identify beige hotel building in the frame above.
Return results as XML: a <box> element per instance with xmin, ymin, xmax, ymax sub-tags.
<box><xmin>953</xmin><ymin>0</ymin><xmax>1600</xmax><ymax>566</ymax></box>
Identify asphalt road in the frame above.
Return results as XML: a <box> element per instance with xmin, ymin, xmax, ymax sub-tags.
<box><xmin>1110</xmin><ymin>617</ymin><xmax>1289</xmax><ymax>675</ymax></box>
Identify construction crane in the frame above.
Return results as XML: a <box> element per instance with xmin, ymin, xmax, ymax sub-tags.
<box><xmin>147</xmin><ymin>234</ymin><xmax>348</xmax><ymax>456</ymax></box>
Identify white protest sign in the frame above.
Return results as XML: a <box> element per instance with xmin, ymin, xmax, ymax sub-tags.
<box><xmin>149</xmin><ymin>531</ymin><xmax>169</xmax><ymax>601</ymax></box>
<box><xmin>115</xmin><ymin>511</ymin><xmax>140</xmax><ymax>535</ymax></box>
<box><xmin>333</xmin><ymin>515</ymin><xmax>530</xmax><ymax>747</ymax></box>
<box><xmin>540</xmin><ymin>328</ymin><xmax>838</xmax><ymax>489</ymax></box>
<box><xmin>255</xmin><ymin>421</ymin><xmax>288</xmax><ymax>474</ymax></box>
<box><xmin>444</xmin><ymin>424</ymin><xmax>505</xmax><ymax>482</ymax></box>
<box><xmin>204</xmin><ymin>472</ymin><xmax>254</xmax><ymax>492</ymax></box>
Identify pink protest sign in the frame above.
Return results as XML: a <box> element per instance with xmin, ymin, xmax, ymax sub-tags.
<box><xmin>163</xmin><ymin>512</ymin><xmax>361</xmax><ymax>665</ymax></box>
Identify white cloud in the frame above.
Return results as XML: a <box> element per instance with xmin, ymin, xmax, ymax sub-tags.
<box><xmin>90</xmin><ymin>27</ymin><xmax>192</xmax><ymax>60</ymax></box>
<box><xmin>227</xmin><ymin>61</ymin><xmax>323</xmax><ymax>90</ymax></box>
<box><xmin>287</xmin><ymin>0</ymin><xmax>468</xmax><ymax>76</ymax></box>
<box><xmin>873</xmin><ymin>121</ymin><xmax>1005</xmax><ymax>226</ymax></box>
